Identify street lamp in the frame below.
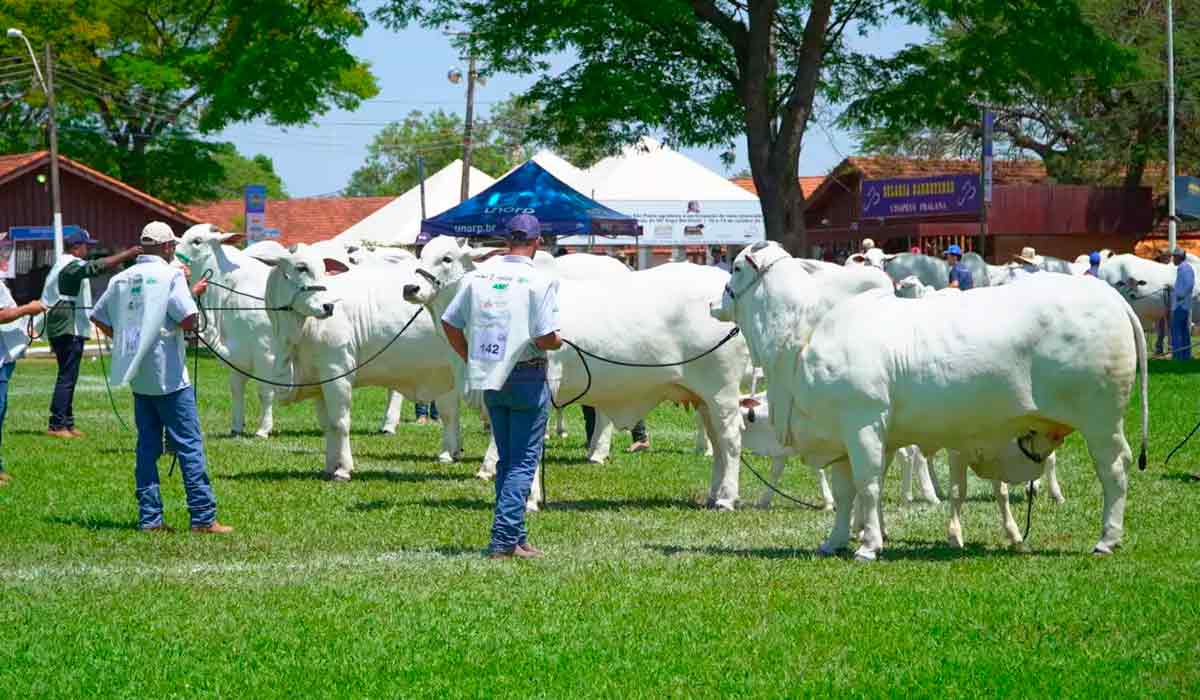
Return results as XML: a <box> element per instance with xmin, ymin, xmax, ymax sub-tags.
<box><xmin>7</xmin><ymin>27</ymin><xmax>63</xmax><ymax>261</ymax></box>
<box><xmin>1166</xmin><ymin>0</ymin><xmax>1178</xmax><ymax>253</ymax></box>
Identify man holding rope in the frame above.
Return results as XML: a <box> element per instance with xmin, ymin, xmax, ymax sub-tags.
<box><xmin>91</xmin><ymin>222</ymin><xmax>231</xmax><ymax>534</ymax></box>
<box><xmin>441</xmin><ymin>214</ymin><xmax>561</xmax><ymax>560</ymax></box>
<box><xmin>1171</xmin><ymin>247</ymin><xmax>1194</xmax><ymax>361</ymax></box>
<box><xmin>40</xmin><ymin>230</ymin><xmax>141</xmax><ymax>439</ymax></box>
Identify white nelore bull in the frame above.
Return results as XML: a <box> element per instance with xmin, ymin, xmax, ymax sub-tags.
<box><xmin>404</xmin><ymin>236</ymin><xmax>750</xmax><ymax>509</ymax></box>
<box><xmin>846</xmin><ymin>250</ymin><xmax>996</xmax><ymax>289</ymax></box>
<box><xmin>713</xmin><ymin>241</ymin><xmax>1147</xmax><ymax>560</ymax></box>
<box><xmin>1098</xmin><ymin>253</ymin><xmax>1200</xmax><ymax>353</ymax></box>
<box><xmin>253</xmin><ymin>243</ymin><xmax>462</xmax><ymax>480</ymax></box>
<box><xmin>175</xmin><ymin>225</ymin><xmax>277</xmax><ymax>437</ymax></box>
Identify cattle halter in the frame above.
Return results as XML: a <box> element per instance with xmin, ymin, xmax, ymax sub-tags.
<box><xmin>724</xmin><ymin>253</ymin><xmax>787</xmax><ymax>302</ymax></box>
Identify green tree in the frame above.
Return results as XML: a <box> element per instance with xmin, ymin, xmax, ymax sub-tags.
<box><xmin>843</xmin><ymin>1</ymin><xmax>1188</xmax><ymax>191</ymax></box>
<box><xmin>0</xmin><ymin>0</ymin><xmax>376</xmax><ymax>202</ymax></box>
<box><xmin>344</xmin><ymin>95</ymin><xmax>588</xmax><ymax>197</ymax></box>
<box><xmin>210</xmin><ymin>144</ymin><xmax>288</xmax><ymax>201</ymax></box>
<box><xmin>377</xmin><ymin>1</ymin><xmax>1126</xmax><ymax>253</ymax></box>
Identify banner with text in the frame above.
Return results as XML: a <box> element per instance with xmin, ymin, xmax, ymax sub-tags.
<box><xmin>861</xmin><ymin>174</ymin><xmax>981</xmax><ymax>219</ymax></box>
<box><xmin>556</xmin><ymin>199</ymin><xmax>763</xmax><ymax>247</ymax></box>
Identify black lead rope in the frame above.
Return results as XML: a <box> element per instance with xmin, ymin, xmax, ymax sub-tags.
<box><xmin>740</xmin><ymin>454</ymin><xmax>825</xmax><ymax>510</ymax></box>
<box><xmin>548</xmin><ymin>327</ymin><xmax>742</xmax><ymax>410</ymax></box>
<box><xmin>93</xmin><ymin>334</ymin><xmax>131</xmax><ymax>433</ymax></box>
<box><xmin>194</xmin><ymin>305</ymin><xmax>425</xmax><ymax>389</ymax></box>
<box><xmin>1023</xmin><ymin>480</ymin><xmax>1036</xmax><ymax>543</ymax></box>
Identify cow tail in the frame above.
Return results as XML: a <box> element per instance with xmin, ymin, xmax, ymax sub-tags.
<box><xmin>1126</xmin><ymin>301</ymin><xmax>1149</xmax><ymax>470</ymax></box>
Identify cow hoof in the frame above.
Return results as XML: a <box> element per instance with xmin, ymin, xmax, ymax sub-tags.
<box><xmin>1092</xmin><ymin>542</ymin><xmax>1115</xmax><ymax>556</ymax></box>
<box><xmin>587</xmin><ymin>457</ymin><xmax>606</xmax><ymax>465</ymax></box>
<box><xmin>525</xmin><ymin>501</ymin><xmax>540</xmax><ymax>513</ymax></box>
<box><xmin>710</xmin><ymin>498</ymin><xmax>736</xmax><ymax>512</ymax></box>
<box><xmin>475</xmin><ymin>470</ymin><xmax>494</xmax><ymax>481</ymax></box>
<box><xmin>327</xmin><ymin>471</ymin><xmax>351</xmax><ymax>482</ymax></box>
<box><xmin>853</xmin><ymin>547</ymin><xmax>878</xmax><ymax>562</ymax></box>
<box><xmin>229</xmin><ymin>430</ymin><xmax>243</xmax><ymax>437</ymax></box>
<box><xmin>1011</xmin><ymin>541</ymin><xmax>1032</xmax><ymax>554</ymax></box>
<box><xmin>378</xmin><ymin>428</ymin><xmax>396</xmax><ymax>435</ymax></box>
<box><xmin>821</xmin><ymin>502</ymin><xmax>835</xmax><ymax>512</ymax></box>
<box><xmin>437</xmin><ymin>452</ymin><xmax>454</xmax><ymax>465</ymax></box>
<box><xmin>556</xmin><ymin>430</ymin><xmax>569</xmax><ymax>439</ymax></box>
<box><xmin>1051</xmin><ymin>494</ymin><xmax>1066</xmax><ymax>506</ymax></box>
<box><xmin>948</xmin><ymin>535</ymin><xmax>964</xmax><ymax>549</ymax></box>
<box><xmin>253</xmin><ymin>430</ymin><xmax>271</xmax><ymax>439</ymax></box>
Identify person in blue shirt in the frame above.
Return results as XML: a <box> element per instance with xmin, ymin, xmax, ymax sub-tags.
<box><xmin>944</xmin><ymin>244</ymin><xmax>973</xmax><ymax>290</ymax></box>
<box><xmin>1171</xmin><ymin>248</ymin><xmax>1194</xmax><ymax>361</ymax></box>
<box><xmin>1085</xmin><ymin>251</ymin><xmax>1102</xmax><ymax>277</ymax></box>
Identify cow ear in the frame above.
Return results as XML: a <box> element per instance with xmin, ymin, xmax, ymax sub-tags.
<box><xmin>468</xmin><ymin>246</ymin><xmax>505</xmax><ymax>263</ymax></box>
<box><xmin>324</xmin><ymin>258</ymin><xmax>351</xmax><ymax>275</ymax></box>
<box><xmin>244</xmin><ymin>240</ymin><xmax>290</xmax><ymax>266</ymax></box>
<box><xmin>219</xmin><ymin>232</ymin><xmax>244</xmax><ymax>246</ymax></box>
<box><xmin>848</xmin><ymin>253</ymin><xmax>867</xmax><ymax>264</ymax></box>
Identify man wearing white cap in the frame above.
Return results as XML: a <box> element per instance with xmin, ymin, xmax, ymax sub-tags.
<box><xmin>91</xmin><ymin>222</ymin><xmax>231</xmax><ymax>534</ymax></box>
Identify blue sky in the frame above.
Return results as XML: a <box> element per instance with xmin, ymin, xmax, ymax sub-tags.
<box><xmin>219</xmin><ymin>13</ymin><xmax>928</xmax><ymax>198</ymax></box>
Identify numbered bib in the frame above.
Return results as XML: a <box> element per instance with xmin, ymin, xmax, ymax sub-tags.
<box><xmin>471</xmin><ymin>324</ymin><xmax>508</xmax><ymax>362</ymax></box>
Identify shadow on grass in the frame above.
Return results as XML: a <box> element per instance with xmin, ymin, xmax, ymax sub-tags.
<box><xmin>415</xmin><ymin>496</ymin><xmax>695</xmax><ymax>512</ymax></box>
<box><xmin>647</xmin><ymin>541</ymin><xmax>1073</xmax><ymax>561</ymax></box>
<box><xmin>1157</xmin><ymin>471</ymin><xmax>1200</xmax><ymax>483</ymax></box>
<box><xmin>45</xmin><ymin>514</ymin><xmax>138</xmax><ymax>531</ymax></box>
<box><xmin>219</xmin><ymin>468</ymin><xmax>472</xmax><ymax>483</ymax></box>
<box><xmin>1145</xmin><ymin>359</ymin><xmax>1200</xmax><ymax>375</ymax></box>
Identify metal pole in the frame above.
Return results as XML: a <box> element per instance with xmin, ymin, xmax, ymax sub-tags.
<box><xmin>978</xmin><ymin>106</ymin><xmax>991</xmax><ymax>259</ymax></box>
<box><xmin>1167</xmin><ymin>0</ymin><xmax>1178</xmax><ymax>252</ymax></box>
<box><xmin>460</xmin><ymin>53</ymin><xmax>477</xmax><ymax>203</ymax></box>
<box><xmin>45</xmin><ymin>43</ymin><xmax>63</xmax><ymax>261</ymax></box>
<box><xmin>417</xmin><ymin>155</ymin><xmax>427</xmax><ymax>219</ymax></box>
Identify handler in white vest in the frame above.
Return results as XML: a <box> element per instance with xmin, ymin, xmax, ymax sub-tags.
<box><xmin>441</xmin><ymin>214</ymin><xmax>562</xmax><ymax>559</ymax></box>
<box><xmin>39</xmin><ymin>230</ymin><xmax>141</xmax><ymax>439</ymax></box>
<box><xmin>0</xmin><ymin>284</ymin><xmax>46</xmax><ymax>485</ymax></box>
<box><xmin>91</xmin><ymin>221</ymin><xmax>232</xmax><ymax>534</ymax></box>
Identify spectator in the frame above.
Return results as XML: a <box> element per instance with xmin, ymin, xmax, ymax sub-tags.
<box><xmin>944</xmin><ymin>244</ymin><xmax>973</xmax><ymax>290</ymax></box>
<box><xmin>0</xmin><ymin>286</ymin><xmax>47</xmax><ymax>485</ymax></box>
<box><xmin>1171</xmin><ymin>247</ymin><xmax>1194</xmax><ymax>361</ymax></box>
<box><xmin>415</xmin><ymin>401</ymin><xmax>439</xmax><ymax>425</ymax></box>
<box><xmin>1008</xmin><ymin>246</ymin><xmax>1042</xmax><ymax>283</ymax></box>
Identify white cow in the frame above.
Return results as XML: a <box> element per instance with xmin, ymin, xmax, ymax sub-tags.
<box><xmin>846</xmin><ymin>250</ymin><xmax>995</xmax><ymax>289</ymax></box>
<box><xmin>1098</xmin><ymin>253</ymin><xmax>1200</xmax><ymax>354</ymax></box>
<box><xmin>254</xmin><ymin>244</ymin><xmax>462</xmax><ymax>480</ymax></box>
<box><xmin>713</xmin><ymin>241</ymin><xmax>1147</xmax><ymax>560</ymax></box>
<box><xmin>175</xmin><ymin>225</ymin><xmax>277</xmax><ymax>437</ymax></box>
<box><xmin>405</xmin><ymin>236</ymin><xmax>750</xmax><ymax>510</ymax></box>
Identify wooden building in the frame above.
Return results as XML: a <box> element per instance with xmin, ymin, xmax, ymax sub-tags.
<box><xmin>0</xmin><ymin>151</ymin><xmax>198</xmax><ymax>301</ymax></box>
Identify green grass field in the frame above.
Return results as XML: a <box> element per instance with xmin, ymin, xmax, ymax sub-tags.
<box><xmin>2</xmin><ymin>354</ymin><xmax>1199</xmax><ymax>698</ymax></box>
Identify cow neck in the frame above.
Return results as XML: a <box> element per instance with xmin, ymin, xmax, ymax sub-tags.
<box><xmin>736</xmin><ymin>257</ymin><xmax>815</xmax><ymax>367</ymax></box>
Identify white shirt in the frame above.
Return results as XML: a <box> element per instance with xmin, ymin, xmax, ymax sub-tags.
<box><xmin>0</xmin><ymin>282</ymin><xmax>27</xmax><ymax>367</ymax></box>
<box><xmin>91</xmin><ymin>256</ymin><xmax>198</xmax><ymax>396</ymax></box>
<box><xmin>442</xmin><ymin>255</ymin><xmax>560</xmax><ymax>392</ymax></box>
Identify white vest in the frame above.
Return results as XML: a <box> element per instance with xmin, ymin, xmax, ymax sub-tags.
<box><xmin>38</xmin><ymin>253</ymin><xmax>93</xmax><ymax>337</ymax></box>
<box><xmin>104</xmin><ymin>261</ymin><xmax>177</xmax><ymax>389</ymax></box>
<box><xmin>0</xmin><ymin>283</ymin><xmax>28</xmax><ymax>365</ymax></box>
<box><xmin>461</xmin><ymin>264</ymin><xmax>545</xmax><ymax>393</ymax></box>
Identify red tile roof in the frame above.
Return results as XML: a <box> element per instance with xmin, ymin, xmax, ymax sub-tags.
<box><xmin>838</xmin><ymin>156</ymin><xmax>1049</xmax><ymax>183</ymax></box>
<box><xmin>730</xmin><ymin>176</ymin><xmax>825</xmax><ymax>199</ymax></box>
<box><xmin>0</xmin><ymin>151</ymin><xmax>198</xmax><ymax>223</ymax></box>
<box><xmin>186</xmin><ymin>196</ymin><xmax>394</xmax><ymax>246</ymax></box>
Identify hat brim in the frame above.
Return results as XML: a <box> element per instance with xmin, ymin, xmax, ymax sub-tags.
<box><xmin>1014</xmin><ymin>255</ymin><xmax>1042</xmax><ymax>265</ymax></box>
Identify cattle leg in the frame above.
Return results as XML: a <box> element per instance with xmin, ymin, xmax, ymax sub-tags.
<box><xmin>435</xmin><ymin>390</ymin><xmax>462</xmax><ymax>464</ymax></box>
<box><xmin>253</xmin><ymin>380</ymin><xmax>275</xmax><ymax>438</ymax></box>
<box><xmin>912</xmin><ymin>448</ymin><xmax>941</xmax><ymax>504</ymax></box>
<box><xmin>550</xmin><ymin>408</ymin><xmax>568</xmax><ymax>439</ymax></box>
<box><xmin>993</xmin><ymin>480</ymin><xmax>1024</xmax><ymax>547</ymax></box>
<box><xmin>818</xmin><ymin>461</ymin><xmax>856</xmax><ymax>556</ymax></box>
<box><xmin>695</xmin><ymin>412</ymin><xmax>713</xmax><ymax>456</ymax></box>
<box><xmin>479</xmin><ymin>429</ymin><xmax>498</xmax><ymax>480</ymax></box>
<box><xmin>1086</xmin><ymin>427</ymin><xmax>1131</xmax><ymax>555</ymax></box>
<box><xmin>753</xmin><ymin>455</ymin><xmax>788</xmax><ymax>509</ymax></box>
<box><xmin>1035</xmin><ymin>452</ymin><xmax>1065</xmax><ymax>505</ymax></box>
<box><xmin>379</xmin><ymin>390</ymin><xmax>403</xmax><ymax>435</ymax></box>
<box><xmin>843</xmin><ymin>426</ymin><xmax>886</xmax><ymax>560</ymax></box>
<box><xmin>229</xmin><ymin>371</ymin><xmax>248</xmax><ymax>436</ymax></box>
<box><xmin>699</xmin><ymin>400</ymin><xmax>742</xmax><ymax>510</ymax></box>
<box><xmin>320</xmin><ymin>379</ymin><xmax>355</xmax><ymax>481</ymax></box>
<box><xmin>526</xmin><ymin>461</ymin><xmax>543</xmax><ymax>512</ymax></box>
<box><xmin>814</xmin><ymin>466</ymin><xmax>834</xmax><ymax>511</ymax></box>
<box><xmin>586</xmin><ymin>411</ymin><xmax>614</xmax><ymax>465</ymax></box>
<box><xmin>947</xmin><ymin>451</ymin><xmax>969</xmax><ymax>549</ymax></box>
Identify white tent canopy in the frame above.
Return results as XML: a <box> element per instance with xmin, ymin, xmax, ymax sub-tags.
<box><xmin>336</xmin><ymin>159</ymin><xmax>496</xmax><ymax>246</ymax></box>
<box><xmin>558</xmin><ymin>137</ymin><xmax>763</xmax><ymax>247</ymax></box>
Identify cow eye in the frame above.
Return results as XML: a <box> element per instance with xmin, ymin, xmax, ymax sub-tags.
<box><xmin>1137</xmin><ymin>280</ymin><xmax>1147</xmax><ymax>286</ymax></box>
<box><xmin>295</xmin><ymin>264</ymin><xmax>308</xmax><ymax>274</ymax></box>
<box><xmin>441</xmin><ymin>256</ymin><xmax>453</xmax><ymax>263</ymax></box>
<box><xmin>1114</xmin><ymin>281</ymin><xmax>1125</xmax><ymax>287</ymax></box>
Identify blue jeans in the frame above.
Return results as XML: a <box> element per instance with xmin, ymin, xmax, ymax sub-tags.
<box><xmin>1172</xmin><ymin>308</ymin><xmax>1192</xmax><ymax>361</ymax></box>
<box><xmin>483</xmin><ymin>364</ymin><xmax>550</xmax><ymax>552</ymax></box>
<box><xmin>49</xmin><ymin>334</ymin><xmax>84</xmax><ymax>430</ymax></box>
<box><xmin>0</xmin><ymin>362</ymin><xmax>13</xmax><ymax>472</ymax></box>
<box><xmin>133</xmin><ymin>387</ymin><xmax>217</xmax><ymax>529</ymax></box>
<box><xmin>415</xmin><ymin>401</ymin><xmax>439</xmax><ymax>420</ymax></box>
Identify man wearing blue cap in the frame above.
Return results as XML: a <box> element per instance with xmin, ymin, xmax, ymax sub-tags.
<box><xmin>40</xmin><ymin>230</ymin><xmax>142</xmax><ymax>438</ymax></box>
<box><xmin>1085</xmin><ymin>251</ymin><xmax>1102</xmax><ymax>277</ymax></box>
<box><xmin>944</xmin><ymin>244</ymin><xmax>973</xmax><ymax>290</ymax></box>
<box><xmin>441</xmin><ymin>213</ymin><xmax>561</xmax><ymax>559</ymax></box>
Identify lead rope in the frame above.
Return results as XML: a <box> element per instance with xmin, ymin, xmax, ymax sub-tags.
<box><xmin>1023</xmin><ymin>480</ymin><xmax>1036</xmax><ymax>543</ymax></box>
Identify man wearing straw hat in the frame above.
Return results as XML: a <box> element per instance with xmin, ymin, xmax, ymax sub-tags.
<box><xmin>1008</xmin><ymin>246</ymin><xmax>1042</xmax><ymax>283</ymax></box>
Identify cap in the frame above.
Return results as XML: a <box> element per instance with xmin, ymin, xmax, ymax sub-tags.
<box><xmin>1172</xmin><ymin>247</ymin><xmax>1187</xmax><ymax>258</ymax></box>
<box><xmin>507</xmin><ymin>214</ymin><xmax>541</xmax><ymax>241</ymax></box>
<box><xmin>861</xmin><ymin>238</ymin><xmax>875</xmax><ymax>250</ymax></box>
<box><xmin>64</xmin><ymin>230</ymin><xmax>98</xmax><ymax>247</ymax></box>
<box><xmin>1089</xmin><ymin>251</ymin><xmax>1102</xmax><ymax>265</ymax></box>
<box><xmin>944</xmin><ymin>244</ymin><xmax>962</xmax><ymax>257</ymax></box>
<box><xmin>140</xmin><ymin>221</ymin><xmax>176</xmax><ymax>245</ymax></box>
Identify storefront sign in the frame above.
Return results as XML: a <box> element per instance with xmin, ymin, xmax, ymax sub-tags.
<box><xmin>861</xmin><ymin>174</ymin><xmax>981</xmax><ymax>219</ymax></box>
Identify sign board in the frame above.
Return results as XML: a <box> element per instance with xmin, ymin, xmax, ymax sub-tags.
<box><xmin>7</xmin><ymin>225</ymin><xmax>83</xmax><ymax>241</ymax></box>
<box><xmin>244</xmin><ymin>184</ymin><xmax>267</xmax><ymax>214</ymax></box>
<box><xmin>556</xmin><ymin>200</ymin><xmax>763</xmax><ymax>247</ymax></box>
<box><xmin>861</xmin><ymin>174</ymin><xmax>981</xmax><ymax>219</ymax></box>
<box><xmin>982</xmin><ymin>110</ymin><xmax>994</xmax><ymax>204</ymax></box>
<box><xmin>1177</xmin><ymin>176</ymin><xmax>1200</xmax><ymax>221</ymax></box>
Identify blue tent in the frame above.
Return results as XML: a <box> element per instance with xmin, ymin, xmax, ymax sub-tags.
<box><xmin>1178</xmin><ymin>176</ymin><xmax>1200</xmax><ymax>221</ymax></box>
<box><xmin>419</xmin><ymin>160</ymin><xmax>639</xmax><ymax>241</ymax></box>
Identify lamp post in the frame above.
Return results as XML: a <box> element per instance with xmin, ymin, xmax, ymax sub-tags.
<box><xmin>7</xmin><ymin>28</ymin><xmax>63</xmax><ymax>260</ymax></box>
<box><xmin>447</xmin><ymin>35</ymin><xmax>484</xmax><ymax>203</ymax></box>
<box><xmin>1166</xmin><ymin>0</ymin><xmax>1178</xmax><ymax>253</ymax></box>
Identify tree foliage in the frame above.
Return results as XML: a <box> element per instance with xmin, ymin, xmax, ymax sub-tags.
<box><xmin>0</xmin><ymin>0</ymin><xmax>377</xmax><ymax>202</ymax></box>
<box><xmin>344</xmin><ymin>95</ymin><xmax>598</xmax><ymax>197</ymax></box>
<box><xmin>844</xmin><ymin>0</ymin><xmax>1193</xmax><ymax>190</ymax></box>
<box><xmin>378</xmin><ymin>0</ymin><xmax>1125</xmax><ymax>252</ymax></box>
